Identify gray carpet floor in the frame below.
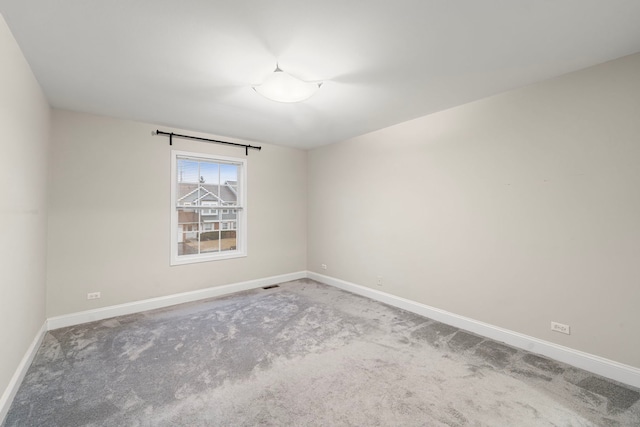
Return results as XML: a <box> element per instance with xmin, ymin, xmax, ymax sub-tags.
<box><xmin>3</xmin><ymin>279</ymin><xmax>640</xmax><ymax>426</ymax></box>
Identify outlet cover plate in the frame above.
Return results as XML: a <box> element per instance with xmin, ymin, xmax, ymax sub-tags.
<box><xmin>551</xmin><ymin>321</ymin><xmax>570</xmax><ymax>335</ymax></box>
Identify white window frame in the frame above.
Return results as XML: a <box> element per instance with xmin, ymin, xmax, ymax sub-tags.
<box><xmin>170</xmin><ymin>150</ymin><xmax>247</xmax><ymax>265</ymax></box>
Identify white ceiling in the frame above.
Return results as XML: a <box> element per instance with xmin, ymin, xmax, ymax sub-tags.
<box><xmin>2</xmin><ymin>1</ymin><xmax>640</xmax><ymax>149</ymax></box>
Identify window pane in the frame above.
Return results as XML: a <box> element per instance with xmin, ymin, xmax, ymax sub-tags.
<box><xmin>200</xmin><ymin>229</ymin><xmax>220</xmax><ymax>254</ymax></box>
<box><xmin>177</xmin><ymin>159</ymin><xmax>200</xmax><ymax>184</ymax></box>
<box><xmin>219</xmin><ymin>186</ymin><xmax>237</xmax><ymax>207</ymax></box>
<box><xmin>220</xmin><ymin>163</ymin><xmax>238</xmax><ymax>184</ymax></box>
<box><xmin>221</xmin><ymin>210</ymin><xmax>236</xmax><ymax>225</ymax></box>
<box><xmin>220</xmin><ymin>210</ymin><xmax>237</xmax><ymax>251</ymax></box>
<box><xmin>221</xmin><ymin>230</ymin><xmax>237</xmax><ymax>252</ymax></box>
<box><xmin>177</xmin><ymin>210</ymin><xmax>199</xmax><ymax>256</ymax></box>
<box><xmin>177</xmin><ymin>183</ymin><xmax>198</xmax><ymax>205</ymax></box>
<box><xmin>199</xmin><ymin>162</ymin><xmax>220</xmax><ymax>186</ymax></box>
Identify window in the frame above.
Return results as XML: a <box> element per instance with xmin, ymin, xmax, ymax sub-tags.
<box><xmin>201</xmin><ymin>201</ymin><xmax>218</xmax><ymax>216</ymax></box>
<box><xmin>171</xmin><ymin>150</ymin><xmax>246</xmax><ymax>265</ymax></box>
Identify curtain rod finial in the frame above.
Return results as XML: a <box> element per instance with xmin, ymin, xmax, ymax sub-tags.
<box><xmin>151</xmin><ymin>130</ymin><xmax>158</xmax><ymax>136</ymax></box>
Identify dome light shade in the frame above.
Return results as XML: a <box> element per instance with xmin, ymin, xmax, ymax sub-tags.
<box><xmin>253</xmin><ymin>65</ymin><xmax>321</xmax><ymax>103</ymax></box>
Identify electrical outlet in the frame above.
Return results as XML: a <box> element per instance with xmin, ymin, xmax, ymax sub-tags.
<box><xmin>321</xmin><ymin>264</ymin><xmax>327</xmax><ymax>270</ymax></box>
<box><xmin>377</xmin><ymin>276</ymin><xmax>383</xmax><ymax>287</ymax></box>
<box><xmin>87</xmin><ymin>292</ymin><xmax>101</xmax><ymax>300</ymax></box>
<box><xmin>551</xmin><ymin>321</ymin><xmax>570</xmax><ymax>335</ymax></box>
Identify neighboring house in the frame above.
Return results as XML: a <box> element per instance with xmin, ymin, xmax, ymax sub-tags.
<box><xmin>177</xmin><ymin>180</ymin><xmax>238</xmax><ymax>245</ymax></box>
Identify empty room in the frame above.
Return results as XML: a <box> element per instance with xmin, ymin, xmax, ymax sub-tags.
<box><xmin>1</xmin><ymin>1</ymin><xmax>640</xmax><ymax>425</ymax></box>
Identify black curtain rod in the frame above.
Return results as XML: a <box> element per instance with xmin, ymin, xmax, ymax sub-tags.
<box><xmin>153</xmin><ymin>130</ymin><xmax>262</xmax><ymax>156</ymax></box>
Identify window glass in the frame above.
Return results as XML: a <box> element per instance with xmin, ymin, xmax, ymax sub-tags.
<box><xmin>171</xmin><ymin>151</ymin><xmax>246</xmax><ymax>265</ymax></box>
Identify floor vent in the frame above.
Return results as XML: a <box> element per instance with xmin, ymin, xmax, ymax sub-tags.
<box><xmin>262</xmin><ymin>285</ymin><xmax>280</xmax><ymax>290</ymax></box>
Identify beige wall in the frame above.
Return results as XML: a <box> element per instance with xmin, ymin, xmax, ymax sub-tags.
<box><xmin>47</xmin><ymin>110</ymin><xmax>307</xmax><ymax>317</ymax></box>
<box><xmin>0</xmin><ymin>15</ymin><xmax>50</xmax><ymax>400</ymax></box>
<box><xmin>308</xmin><ymin>53</ymin><xmax>640</xmax><ymax>368</ymax></box>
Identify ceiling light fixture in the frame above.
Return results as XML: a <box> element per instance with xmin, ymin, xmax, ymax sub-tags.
<box><xmin>253</xmin><ymin>64</ymin><xmax>322</xmax><ymax>103</ymax></box>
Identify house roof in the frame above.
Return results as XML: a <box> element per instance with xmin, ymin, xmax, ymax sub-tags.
<box><xmin>178</xmin><ymin>183</ymin><xmax>237</xmax><ymax>205</ymax></box>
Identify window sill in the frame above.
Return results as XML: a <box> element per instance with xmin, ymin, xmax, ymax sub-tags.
<box><xmin>170</xmin><ymin>251</ymin><xmax>246</xmax><ymax>266</ymax></box>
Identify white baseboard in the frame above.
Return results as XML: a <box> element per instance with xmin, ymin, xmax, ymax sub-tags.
<box><xmin>308</xmin><ymin>271</ymin><xmax>640</xmax><ymax>389</ymax></box>
<box><xmin>0</xmin><ymin>322</ymin><xmax>47</xmax><ymax>424</ymax></box>
<box><xmin>47</xmin><ymin>271</ymin><xmax>307</xmax><ymax>330</ymax></box>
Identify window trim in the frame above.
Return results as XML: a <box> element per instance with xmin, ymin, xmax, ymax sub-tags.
<box><xmin>170</xmin><ymin>150</ymin><xmax>247</xmax><ymax>266</ymax></box>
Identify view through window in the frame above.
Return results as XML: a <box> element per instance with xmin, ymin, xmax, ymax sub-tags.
<box><xmin>171</xmin><ymin>151</ymin><xmax>246</xmax><ymax>265</ymax></box>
